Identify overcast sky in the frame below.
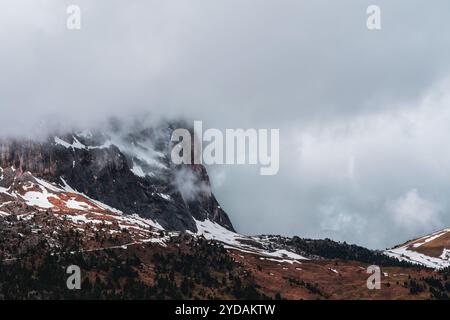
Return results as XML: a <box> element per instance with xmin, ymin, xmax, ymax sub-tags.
<box><xmin>2</xmin><ymin>0</ymin><xmax>450</xmax><ymax>249</ymax></box>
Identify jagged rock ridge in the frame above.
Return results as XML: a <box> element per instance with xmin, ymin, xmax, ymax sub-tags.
<box><xmin>0</xmin><ymin>123</ymin><xmax>233</xmax><ymax>233</ymax></box>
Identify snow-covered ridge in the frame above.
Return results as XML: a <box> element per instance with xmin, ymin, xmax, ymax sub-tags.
<box><xmin>193</xmin><ymin>218</ymin><xmax>307</xmax><ymax>262</ymax></box>
<box><xmin>385</xmin><ymin>228</ymin><xmax>450</xmax><ymax>269</ymax></box>
<box><xmin>384</xmin><ymin>247</ymin><xmax>450</xmax><ymax>269</ymax></box>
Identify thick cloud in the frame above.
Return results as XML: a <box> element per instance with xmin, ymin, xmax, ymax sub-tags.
<box><xmin>211</xmin><ymin>80</ymin><xmax>450</xmax><ymax>249</ymax></box>
<box><xmin>1</xmin><ymin>0</ymin><xmax>450</xmax><ymax>248</ymax></box>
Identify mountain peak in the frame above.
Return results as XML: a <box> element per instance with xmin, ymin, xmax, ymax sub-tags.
<box><xmin>0</xmin><ymin>124</ymin><xmax>234</xmax><ymax>233</ymax></box>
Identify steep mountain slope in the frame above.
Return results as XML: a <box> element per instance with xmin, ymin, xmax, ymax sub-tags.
<box><xmin>385</xmin><ymin>228</ymin><xmax>450</xmax><ymax>269</ymax></box>
<box><xmin>0</xmin><ymin>125</ymin><xmax>233</xmax><ymax>233</ymax></box>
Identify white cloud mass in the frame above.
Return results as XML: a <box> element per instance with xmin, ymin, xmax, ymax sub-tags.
<box><xmin>387</xmin><ymin>189</ymin><xmax>441</xmax><ymax>235</ymax></box>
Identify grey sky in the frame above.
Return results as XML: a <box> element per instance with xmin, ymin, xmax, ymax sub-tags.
<box><xmin>1</xmin><ymin>0</ymin><xmax>450</xmax><ymax>248</ymax></box>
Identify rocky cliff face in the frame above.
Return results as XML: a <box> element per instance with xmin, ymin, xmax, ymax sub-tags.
<box><xmin>0</xmin><ymin>123</ymin><xmax>234</xmax><ymax>233</ymax></box>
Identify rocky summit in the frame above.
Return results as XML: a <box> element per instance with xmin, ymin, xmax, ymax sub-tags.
<box><xmin>0</xmin><ymin>124</ymin><xmax>234</xmax><ymax>233</ymax></box>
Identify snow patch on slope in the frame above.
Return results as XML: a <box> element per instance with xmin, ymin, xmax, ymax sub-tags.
<box><xmin>193</xmin><ymin>218</ymin><xmax>307</xmax><ymax>262</ymax></box>
<box><xmin>60</xmin><ymin>178</ymin><xmax>122</xmax><ymax>214</ymax></box>
<box><xmin>21</xmin><ymin>187</ymin><xmax>56</xmax><ymax>209</ymax></box>
<box><xmin>130</xmin><ymin>164</ymin><xmax>146</xmax><ymax>178</ymax></box>
<box><xmin>385</xmin><ymin>227</ymin><xmax>450</xmax><ymax>269</ymax></box>
<box><xmin>54</xmin><ymin>136</ymin><xmax>86</xmax><ymax>150</ymax></box>
<box><xmin>440</xmin><ymin>249</ymin><xmax>450</xmax><ymax>261</ymax></box>
<box><xmin>66</xmin><ymin>199</ymin><xmax>94</xmax><ymax>211</ymax></box>
<box><xmin>410</xmin><ymin>228</ymin><xmax>450</xmax><ymax>248</ymax></box>
<box><xmin>385</xmin><ymin>246</ymin><xmax>450</xmax><ymax>269</ymax></box>
<box><xmin>195</xmin><ymin>218</ymin><xmax>246</xmax><ymax>246</ymax></box>
<box><xmin>0</xmin><ymin>210</ymin><xmax>9</xmax><ymax>217</ymax></box>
